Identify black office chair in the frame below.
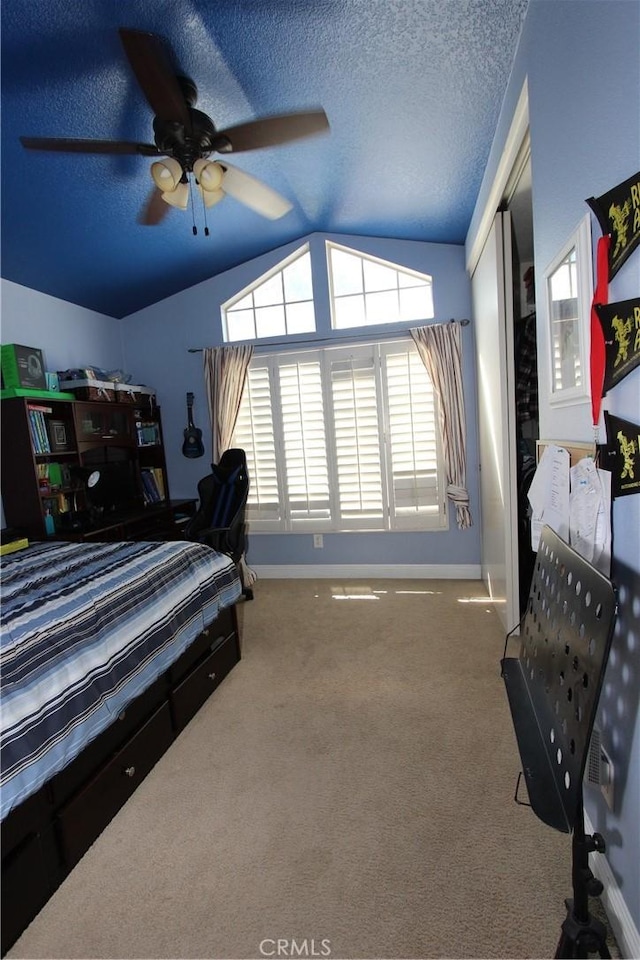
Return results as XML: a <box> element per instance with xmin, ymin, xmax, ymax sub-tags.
<box><xmin>184</xmin><ymin>448</ymin><xmax>253</xmax><ymax>600</ymax></box>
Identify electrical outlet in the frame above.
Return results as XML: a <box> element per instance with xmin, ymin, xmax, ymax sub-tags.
<box><xmin>600</xmin><ymin>746</ymin><xmax>615</xmax><ymax>810</ymax></box>
<box><xmin>313</xmin><ymin>534</ymin><xmax>323</xmax><ymax>548</ymax></box>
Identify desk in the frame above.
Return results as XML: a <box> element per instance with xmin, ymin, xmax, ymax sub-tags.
<box><xmin>55</xmin><ymin>499</ymin><xmax>197</xmax><ymax>542</ymax></box>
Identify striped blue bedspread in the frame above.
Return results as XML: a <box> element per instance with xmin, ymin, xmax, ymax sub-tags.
<box><xmin>0</xmin><ymin>540</ymin><xmax>242</xmax><ymax>821</ymax></box>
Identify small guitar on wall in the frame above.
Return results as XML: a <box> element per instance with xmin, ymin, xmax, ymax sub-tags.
<box><xmin>182</xmin><ymin>392</ymin><xmax>204</xmax><ymax>458</ymax></box>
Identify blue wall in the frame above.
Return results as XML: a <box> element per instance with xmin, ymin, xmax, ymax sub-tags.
<box><xmin>468</xmin><ymin>0</ymin><xmax>640</xmax><ymax>942</ymax></box>
<box><xmin>0</xmin><ymin>280</ymin><xmax>124</xmax><ymax>373</ymax></box>
<box><xmin>123</xmin><ymin>231</ymin><xmax>481</xmax><ymax>570</ymax></box>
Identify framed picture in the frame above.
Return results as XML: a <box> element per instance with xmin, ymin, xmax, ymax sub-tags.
<box><xmin>48</xmin><ymin>419</ymin><xmax>70</xmax><ymax>452</ymax></box>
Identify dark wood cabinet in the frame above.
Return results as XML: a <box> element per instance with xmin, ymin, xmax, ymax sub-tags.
<box><xmin>73</xmin><ymin>401</ymin><xmax>135</xmax><ymax>445</ymax></box>
<box><xmin>0</xmin><ymin>397</ymin><xmax>184</xmax><ymax>541</ymax></box>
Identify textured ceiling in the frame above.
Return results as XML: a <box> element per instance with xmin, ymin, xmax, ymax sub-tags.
<box><xmin>1</xmin><ymin>0</ymin><xmax>528</xmax><ymax>318</ymax></box>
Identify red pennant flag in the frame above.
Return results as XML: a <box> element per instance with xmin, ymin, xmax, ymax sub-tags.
<box><xmin>590</xmin><ymin>234</ymin><xmax>610</xmax><ymax>432</ymax></box>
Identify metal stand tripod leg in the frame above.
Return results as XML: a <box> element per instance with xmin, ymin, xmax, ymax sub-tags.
<box><xmin>555</xmin><ymin>799</ymin><xmax>610</xmax><ymax>959</ymax></box>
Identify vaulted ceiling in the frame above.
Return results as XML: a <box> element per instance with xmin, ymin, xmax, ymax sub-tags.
<box><xmin>1</xmin><ymin>0</ymin><xmax>528</xmax><ymax>319</ymax></box>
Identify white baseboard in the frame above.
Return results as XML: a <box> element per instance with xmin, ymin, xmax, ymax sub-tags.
<box><xmin>584</xmin><ymin>810</ymin><xmax>640</xmax><ymax>959</ymax></box>
<box><xmin>250</xmin><ymin>563</ymin><xmax>482</xmax><ymax>580</ymax></box>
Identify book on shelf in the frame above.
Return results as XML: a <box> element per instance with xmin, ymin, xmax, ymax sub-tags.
<box><xmin>28</xmin><ymin>407</ymin><xmax>51</xmax><ymax>454</ymax></box>
<box><xmin>150</xmin><ymin>467</ymin><xmax>166</xmax><ymax>500</ymax></box>
<box><xmin>140</xmin><ymin>468</ymin><xmax>165</xmax><ymax>504</ymax></box>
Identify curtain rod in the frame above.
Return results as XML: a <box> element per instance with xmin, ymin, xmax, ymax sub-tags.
<box><xmin>187</xmin><ymin>318</ymin><xmax>469</xmax><ymax>353</ymax></box>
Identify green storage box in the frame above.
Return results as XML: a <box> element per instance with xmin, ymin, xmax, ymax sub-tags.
<box><xmin>1</xmin><ymin>344</ymin><xmax>47</xmax><ymax>390</ymax></box>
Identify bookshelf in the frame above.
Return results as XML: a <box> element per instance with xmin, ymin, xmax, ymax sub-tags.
<box><xmin>1</xmin><ymin>397</ymin><xmax>192</xmax><ymax>542</ymax></box>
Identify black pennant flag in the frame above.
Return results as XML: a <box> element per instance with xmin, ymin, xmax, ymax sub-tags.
<box><xmin>601</xmin><ymin>412</ymin><xmax>640</xmax><ymax>498</ymax></box>
<box><xmin>587</xmin><ymin>170</ymin><xmax>640</xmax><ymax>279</ymax></box>
<box><xmin>596</xmin><ymin>298</ymin><xmax>640</xmax><ymax>393</ymax></box>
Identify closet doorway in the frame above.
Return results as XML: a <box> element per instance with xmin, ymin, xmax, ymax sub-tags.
<box><xmin>470</xmin><ymin>99</ymin><xmax>538</xmax><ymax>633</ymax></box>
<box><xmin>503</xmin><ymin>153</ymin><xmax>539</xmax><ymax>616</ymax></box>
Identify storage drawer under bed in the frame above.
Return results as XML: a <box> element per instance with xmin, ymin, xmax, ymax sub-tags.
<box><xmin>170</xmin><ymin>631</ymin><xmax>240</xmax><ymax>733</ymax></box>
<box><xmin>169</xmin><ymin>605</ymin><xmax>236</xmax><ymax>684</ymax></box>
<box><xmin>50</xmin><ymin>674</ymin><xmax>168</xmax><ymax>807</ymax></box>
<box><xmin>1</xmin><ymin>605</ymin><xmax>242</xmax><ymax>955</ymax></box>
<box><xmin>56</xmin><ymin>701</ymin><xmax>174</xmax><ymax>870</ymax></box>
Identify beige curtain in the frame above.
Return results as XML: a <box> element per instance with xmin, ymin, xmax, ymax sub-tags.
<box><xmin>410</xmin><ymin>322</ymin><xmax>472</xmax><ymax>530</ymax></box>
<box><xmin>203</xmin><ymin>345</ymin><xmax>253</xmax><ymax>463</ymax></box>
<box><xmin>202</xmin><ymin>344</ymin><xmax>256</xmax><ymax>589</ymax></box>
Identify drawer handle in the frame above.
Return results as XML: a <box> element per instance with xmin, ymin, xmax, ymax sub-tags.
<box><xmin>123</xmin><ymin>765</ymin><xmax>136</xmax><ymax>778</ymax></box>
<box><xmin>118</xmin><ymin>710</ymin><xmax>127</xmax><ymax>722</ymax></box>
<box><xmin>208</xmin><ymin>672</ymin><xmax>217</xmax><ymax>681</ymax></box>
<box><xmin>202</xmin><ymin>628</ymin><xmax>210</xmax><ymax>637</ymax></box>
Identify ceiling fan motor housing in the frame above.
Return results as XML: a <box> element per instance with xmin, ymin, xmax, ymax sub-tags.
<box><xmin>153</xmin><ymin>106</ymin><xmax>218</xmax><ymax>171</ymax></box>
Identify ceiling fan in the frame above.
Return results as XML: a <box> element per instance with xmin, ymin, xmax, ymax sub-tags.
<box><xmin>19</xmin><ymin>28</ymin><xmax>330</xmax><ymax>227</ymax></box>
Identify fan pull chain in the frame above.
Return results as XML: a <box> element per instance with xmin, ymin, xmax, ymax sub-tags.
<box><xmin>200</xmin><ymin>187</ymin><xmax>210</xmax><ymax>237</ymax></box>
<box><xmin>191</xmin><ymin>174</ymin><xmax>211</xmax><ymax>237</ymax></box>
<box><xmin>188</xmin><ymin>176</ymin><xmax>198</xmax><ymax>235</ymax></box>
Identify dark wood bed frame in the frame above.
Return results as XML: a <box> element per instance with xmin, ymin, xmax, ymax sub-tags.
<box><xmin>1</xmin><ymin>603</ymin><xmax>241</xmax><ymax>955</ymax></box>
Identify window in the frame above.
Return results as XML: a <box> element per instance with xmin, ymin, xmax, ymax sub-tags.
<box><xmin>222</xmin><ymin>245</ymin><xmax>315</xmax><ymax>342</ymax></box>
<box><xmin>327</xmin><ymin>241</ymin><xmax>434</xmax><ymax>330</ymax></box>
<box><xmin>232</xmin><ymin>340</ymin><xmax>447</xmax><ymax>532</ymax></box>
<box><xmin>544</xmin><ymin>215</ymin><xmax>593</xmax><ymax>405</ymax></box>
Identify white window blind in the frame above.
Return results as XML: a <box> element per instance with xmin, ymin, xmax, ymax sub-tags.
<box><xmin>381</xmin><ymin>343</ymin><xmax>442</xmax><ymax>528</ymax></box>
<box><xmin>232</xmin><ymin>340</ymin><xmax>447</xmax><ymax>532</ymax></box>
<box><xmin>234</xmin><ymin>363</ymin><xmax>281</xmax><ymax>522</ymax></box>
<box><xmin>279</xmin><ymin>358</ymin><xmax>331</xmax><ymax>523</ymax></box>
<box><xmin>329</xmin><ymin>353</ymin><xmax>385</xmax><ymax>526</ymax></box>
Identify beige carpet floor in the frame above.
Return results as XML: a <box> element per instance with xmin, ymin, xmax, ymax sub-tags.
<box><xmin>9</xmin><ymin>578</ymin><xmax>600</xmax><ymax>959</ymax></box>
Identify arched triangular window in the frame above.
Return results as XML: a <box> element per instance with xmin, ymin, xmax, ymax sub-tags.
<box><xmin>327</xmin><ymin>241</ymin><xmax>434</xmax><ymax>329</ymax></box>
<box><xmin>222</xmin><ymin>244</ymin><xmax>314</xmax><ymax>342</ymax></box>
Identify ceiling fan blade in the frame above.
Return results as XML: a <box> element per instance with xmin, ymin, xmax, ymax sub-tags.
<box><xmin>138</xmin><ymin>187</ymin><xmax>170</xmax><ymax>226</ymax></box>
<box><xmin>20</xmin><ymin>136</ymin><xmax>163</xmax><ymax>156</ymax></box>
<box><xmin>219</xmin><ymin>162</ymin><xmax>293</xmax><ymax>220</ymax></box>
<box><xmin>118</xmin><ymin>28</ymin><xmax>191</xmax><ymax>130</ymax></box>
<box><xmin>213</xmin><ymin>109</ymin><xmax>329</xmax><ymax>153</ymax></box>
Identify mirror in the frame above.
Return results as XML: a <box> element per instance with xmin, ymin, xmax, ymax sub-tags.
<box><xmin>545</xmin><ymin>215</ymin><xmax>593</xmax><ymax>405</ymax></box>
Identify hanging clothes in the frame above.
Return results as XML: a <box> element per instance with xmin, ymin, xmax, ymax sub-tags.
<box><xmin>514</xmin><ymin>311</ymin><xmax>538</xmax><ymax>426</ymax></box>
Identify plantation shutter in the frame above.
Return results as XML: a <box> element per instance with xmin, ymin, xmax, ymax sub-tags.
<box><xmin>329</xmin><ymin>352</ymin><xmax>385</xmax><ymax>526</ymax></box>
<box><xmin>381</xmin><ymin>342</ymin><xmax>443</xmax><ymax>528</ymax></box>
<box><xmin>232</xmin><ymin>339</ymin><xmax>446</xmax><ymax>532</ymax></box>
<box><xmin>279</xmin><ymin>357</ymin><xmax>331</xmax><ymax>524</ymax></box>
<box><xmin>233</xmin><ymin>362</ymin><xmax>281</xmax><ymax>525</ymax></box>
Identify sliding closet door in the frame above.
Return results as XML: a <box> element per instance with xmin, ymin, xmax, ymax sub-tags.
<box><xmin>471</xmin><ymin>211</ymin><xmax>519</xmax><ymax>631</ymax></box>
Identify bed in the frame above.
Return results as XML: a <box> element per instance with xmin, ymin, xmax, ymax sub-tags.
<box><xmin>1</xmin><ymin>539</ymin><xmax>243</xmax><ymax>954</ymax></box>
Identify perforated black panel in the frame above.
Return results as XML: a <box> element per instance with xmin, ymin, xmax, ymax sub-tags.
<box><xmin>502</xmin><ymin>525</ymin><xmax>617</xmax><ymax>832</ymax></box>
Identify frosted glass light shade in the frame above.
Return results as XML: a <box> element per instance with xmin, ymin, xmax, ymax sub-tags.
<box><xmin>193</xmin><ymin>159</ymin><xmax>224</xmax><ymax>192</ymax></box>
<box><xmin>197</xmin><ymin>184</ymin><xmax>225</xmax><ymax>208</ymax></box>
<box><xmin>161</xmin><ymin>182</ymin><xmax>190</xmax><ymax>210</ymax></box>
<box><xmin>151</xmin><ymin>157</ymin><xmax>183</xmax><ymax>192</ymax></box>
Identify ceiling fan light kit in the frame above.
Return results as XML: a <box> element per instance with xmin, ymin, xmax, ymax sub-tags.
<box><xmin>150</xmin><ymin>157</ymin><xmax>183</xmax><ymax>192</ymax></box>
<box><xmin>193</xmin><ymin>158</ymin><xmax>224</xmax><ymax>192</ymax></box>
<box><xmin>160</xmin><ymin>181</ymin><xmax>190</xmax><ymax>210</ymax></box>
<box><xmin>18</xmin><ymin>28</ymin><xmax>330</xmax><ymax>231</ymax></box>
<box><xmin>197</xmin><ymin>184</ymin><xmax>225</xmax><ymax>209</ymax></box>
